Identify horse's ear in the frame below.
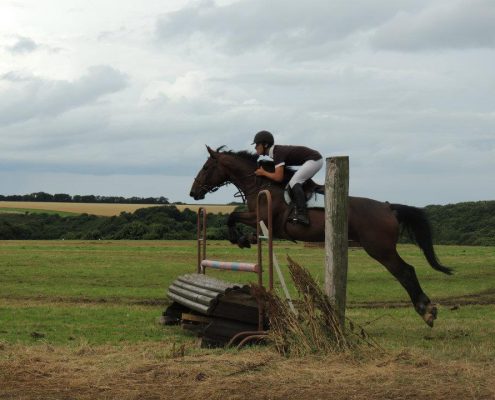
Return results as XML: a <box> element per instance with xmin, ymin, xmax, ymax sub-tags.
<box><xmin>206</xmin><ymin>145</ymin><xmax>217</xmax><ymax>159</ymax></box>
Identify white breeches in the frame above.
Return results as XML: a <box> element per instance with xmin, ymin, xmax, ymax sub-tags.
<box><xmin>288</xmin><ymin>158</ymin><xmax>323</xmax><ymax>188</ymax></box>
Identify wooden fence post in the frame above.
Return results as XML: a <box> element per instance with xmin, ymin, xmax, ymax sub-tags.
<box><xmin>324</xmin><ymin>156</ymin><xmax>349</xmax><ymax>328</ymax></box>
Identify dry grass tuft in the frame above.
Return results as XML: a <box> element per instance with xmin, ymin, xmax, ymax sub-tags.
<box><xmin>253</xmin><ymin>256</ymin><xmax>380</xmax><ymax>357</ymax></box>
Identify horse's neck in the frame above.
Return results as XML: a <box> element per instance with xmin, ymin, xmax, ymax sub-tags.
<box><xmin>232</xmin><ymin>162</ymin><xmax>283</xmax><ymax>206</ymax></box>
<box><xmin>221</xmin><ymin>156</ymin><xmax>257</xmax><ymax>197</ymax></box>
<box><xmin>224</xmin><ymin>158</ymin><xmax>257</xmax><ymax>194</ymax></box>
<box><xmin>223</xmin><ymin>154</ymin><xmax>284</xmax><ymax>207</ymax></box>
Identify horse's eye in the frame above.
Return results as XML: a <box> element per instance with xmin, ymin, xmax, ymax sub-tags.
<box><xmin>203</xmin><ymin>166</ymin><xmax>208</xmax><ymax>171</ymax></box>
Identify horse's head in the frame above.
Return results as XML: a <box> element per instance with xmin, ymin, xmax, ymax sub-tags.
<box><xmin>189</xmin><ymin>146</ymin><xmax>230</xmax><ymax>200</ymax></box>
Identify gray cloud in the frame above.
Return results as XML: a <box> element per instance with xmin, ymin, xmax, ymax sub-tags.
<box><xmin>0</xmin><ymin>66</ymin><xmax>128</xmax><ymax>125</ymax></box>
<box><xmin>6</xmin><ymin>36</ymin><xmax>39</xmax><ymax>54</ymax></box>
<box><xmin>371</xmin><ymin>0</ymin><xmax>495</xmax><ymax>51</ymax></box>
<box><xmin>155</xmin><ymin>0</ymin><xmax>424</xmax><ymax>58</ymax></box>
<box><xmin>156</xmin><ymin>0</ymin><xmax>495</xmax><ymax>57</ymax></box>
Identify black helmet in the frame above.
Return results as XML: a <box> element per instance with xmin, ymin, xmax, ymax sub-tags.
<box><xmin>252</xmin><ymin>130</ymin><xmax>274</xmax><ymax>146</ymax></box>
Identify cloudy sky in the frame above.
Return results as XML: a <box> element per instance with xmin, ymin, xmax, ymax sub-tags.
<box><xmin>1</xmin><ymin>0</ymin><xmax>494</xmax><ymax>206</ymax></box>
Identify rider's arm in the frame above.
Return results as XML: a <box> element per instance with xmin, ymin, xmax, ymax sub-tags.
<box><xmin>255</xmin><ymin>164</ymin><xmax>284</xmax><ymax>182</ymax></box>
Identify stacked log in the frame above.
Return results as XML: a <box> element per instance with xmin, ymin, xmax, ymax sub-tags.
<box><xmin>161</xmin><ymin>273</ymin><xmax>260</xmax><ymax>347</ymax></box>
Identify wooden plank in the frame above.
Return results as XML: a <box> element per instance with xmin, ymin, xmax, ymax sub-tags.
<box><xmin>181</xmin><ymin>313</ymin><xmax>212</xmax><ymax>323</ymax></box>
<box><xmin>168</xmin><ymin>285</ymin><xmax>214</xmax><ymax>307</ymax></box>
<box><xmin>168</xmin><ymin>292</ymin><xmax>210</xmax><ymax>314</ymax></box>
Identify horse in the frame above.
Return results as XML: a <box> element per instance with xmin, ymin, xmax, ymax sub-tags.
<box><xmin>189</xmin><ymin>145</ymin><xmax>453</xmax><ymax>327</ymax></box>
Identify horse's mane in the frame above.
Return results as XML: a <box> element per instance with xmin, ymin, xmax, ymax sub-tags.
<box><xmin>216</xmin><ymin>146</ymin><xmax>258</xmax><ymax>164</ymax></box>
<box><xmin>216</xmin><ymin>145</ymin><xmax>295</xmax><ymax>185</ymax></box>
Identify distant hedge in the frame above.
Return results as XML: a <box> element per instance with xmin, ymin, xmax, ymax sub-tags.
<box><xmin>0</xmin><ymin>201</ymin><xmax>494</xmax><ymax>245</ymax></box>
<box><xmin>424</xmin><ymin>201</ymin><xmax>495</xmax><ymax>246</ymax></box>
<box><xmin>0</xmin><ymin>192</ymin><xmax>169</xmax><ymax>204</ymax></box>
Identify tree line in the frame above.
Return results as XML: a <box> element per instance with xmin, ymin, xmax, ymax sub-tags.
<box><xmin>424</xmin><ymin>201</ymin><xmax>495</xmax><ymax>246</ymax></box>
<box><xmin>0</xmin><ymin>192</ymin><xmax>169</xmax><ymax>204</ymax></box>
<box><xmin>0</xmin><ymin>206</ymin><xmax>246</xmax><ymax>241</ymax></box>
<box><xmin>0</xmin><ymin>201</ymin><xmax>494</xmax><ymax>245</ymax></box>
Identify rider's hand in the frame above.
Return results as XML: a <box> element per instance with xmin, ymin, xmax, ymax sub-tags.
<box><xmin>255</xmin><ymin>167</ymin><xmax>265</xmax><ymax>176</ymax></box>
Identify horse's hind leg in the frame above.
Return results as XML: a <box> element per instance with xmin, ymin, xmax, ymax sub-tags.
<box><xmin>364</xmin><ymin>244</ymin><xmax>437</xmax><ymax>327</ymax></box>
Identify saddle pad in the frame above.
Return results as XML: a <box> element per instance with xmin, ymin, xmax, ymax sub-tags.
<box><xmin>284</xmin><ymin>189</ymin><xmax>325</xmax><ymax>209</ymax></box>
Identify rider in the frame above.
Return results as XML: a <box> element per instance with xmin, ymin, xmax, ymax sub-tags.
<box><xmin>253</xmin><ymin>130</ymin><xmax>323</xmax><ymax>226</ymax></box>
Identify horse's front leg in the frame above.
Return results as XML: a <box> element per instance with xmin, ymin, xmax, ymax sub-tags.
<box><xmin>227</xmin><ymin>211</ymin><xmax>257</xmax><ymax>249</ymax></box>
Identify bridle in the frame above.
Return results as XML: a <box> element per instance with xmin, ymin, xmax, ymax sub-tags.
<box><xmin>193</xmin><ymin>152</ymin><xmax>274</xmax><ymax>204</ymax></box>
<box><xmin>193</xmin><ymin>176</ymin><xmax>230</xmax><ymax>194</ymax></box>
<box><xmin>193</xmin><ymin>173</ymin><xmax>258</xmax><ymax>204</ymax></box>
<box><xmin>194</xmin><ymin>177</ymin><xmax>256</xmax><ymax>204</ymax></box>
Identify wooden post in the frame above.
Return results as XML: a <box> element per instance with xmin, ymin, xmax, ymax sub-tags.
<box><xmin>324</xmin><ymin>156</ymin><xmax>349</xmax><ymax>328</ymax></box>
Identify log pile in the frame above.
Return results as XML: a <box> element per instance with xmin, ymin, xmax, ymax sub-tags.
<box><xmin>161</xmin><ymin>274</ymin><xmax>260</xmax><ymax>347</ymax></box>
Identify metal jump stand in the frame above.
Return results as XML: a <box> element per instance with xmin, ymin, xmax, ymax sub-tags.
<box><xmin>196</xmin><ymin>190</ymin><xmax>273</xmax><ymax>347</ymax></box>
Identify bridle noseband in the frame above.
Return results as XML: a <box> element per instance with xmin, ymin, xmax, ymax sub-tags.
<box><xmin>193</xmin><ymin>178</ymin><xmax>230</xmax><ymax>195</ymax></box>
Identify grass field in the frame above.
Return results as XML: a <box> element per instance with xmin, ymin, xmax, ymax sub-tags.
<box><xmin>0</xmin><ymin>240</ymin><xmax>494</xmax><ymax>399</ymax></box>
<box><xmin>0</xmin><ymin>201</ymin><xmax>237</xmax><ymax>216</ymax></box>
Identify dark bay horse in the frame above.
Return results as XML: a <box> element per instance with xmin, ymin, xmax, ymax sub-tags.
<box><xmin>189</xmin><ymin>146</ymin><xmax>452</xmax><ymax>326</ymax></box>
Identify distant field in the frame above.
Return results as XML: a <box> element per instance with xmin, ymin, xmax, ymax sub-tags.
<box><xmin>174</xmin><ymin>204</ymin><xmax>237</xmax><ymax>214</ymax></box>
<box><xmin>0</xmin><ymin>201</ymin><xmax>237</xmax><ymax>216</ymax></box>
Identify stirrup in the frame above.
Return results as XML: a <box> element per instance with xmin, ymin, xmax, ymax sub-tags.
<box><xmin>296</xmin><ymin>215</ymin><xmax>310</xmax><ymax>226</ymax></box>
<box><xmin>290</xmin><ymin>210</ymin><xmax>310</xmax><ymax>226</ymax></box>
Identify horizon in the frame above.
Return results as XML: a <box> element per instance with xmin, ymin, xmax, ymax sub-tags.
<box><xmin>1</xmin><ymin>190</ymin><xmax>493</xmax><ymax>208</ymax></box>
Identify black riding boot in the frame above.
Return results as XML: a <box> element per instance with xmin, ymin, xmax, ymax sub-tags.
<box><xmin>291</xmin><ymin>183</ymin><xmax>310</xmax><ymax>226</ymax></box>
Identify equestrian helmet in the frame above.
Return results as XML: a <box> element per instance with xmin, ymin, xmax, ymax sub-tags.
<box><xmin>252</xmin><ymin>130</ymin><xmax>274</xmax><ymax>146</ymax></box>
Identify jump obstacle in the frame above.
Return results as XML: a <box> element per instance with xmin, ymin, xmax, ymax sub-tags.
<box><xmin>163</xmin><ymin>190</ymin><xmax>274</xmax><ymax>347</ymax></box>
<box><xmin>163</xmin><ymin>156</ymin><xmax>350</xmax><ymax>345</ymax></box>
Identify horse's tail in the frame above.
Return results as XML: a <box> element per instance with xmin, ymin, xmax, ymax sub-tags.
<box><xmin>390</xmin><ymin>203</ymin><xmax>453</xmax><ymax>275</ymax></box>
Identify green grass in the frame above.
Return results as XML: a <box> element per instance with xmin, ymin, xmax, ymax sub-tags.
<box><xmin>347</xmin><ymin>305</ymin><xmax>495</xmax><ymax>361</ymax></box>
<box><xmin>0</xmin><ymin>302</ymin><xmax>188</xmax><ymax>345</ymax></box>
<box><xmin>0</xmin><ymin>240</ymin><xmax>494</xmax><ymax>360</ymax></box>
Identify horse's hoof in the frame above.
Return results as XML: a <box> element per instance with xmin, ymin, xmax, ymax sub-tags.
<box><xmin>238</xmin><ymin>236</ymin><xmax>251</xmax><ymax>249</ymax></box>
<box><xmin>422</xmin><ymin>304</ymin><xmax>437</xmax><ymax>327</ymax></box>
<box><xmin>228</xmin><ymin>232</ymin><xmax>239</xmax><ymax>245</ymax></box>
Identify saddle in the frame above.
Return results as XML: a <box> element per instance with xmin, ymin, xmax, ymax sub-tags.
<box><xmin>256</xmin><ymin>156</ymin><xmax>325</xmax><ymax>209</ymax></box>
<box><xmin>283</xmin><ymin>180</ymin><xmax>325</xmax><ymax>209</ymax></box>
